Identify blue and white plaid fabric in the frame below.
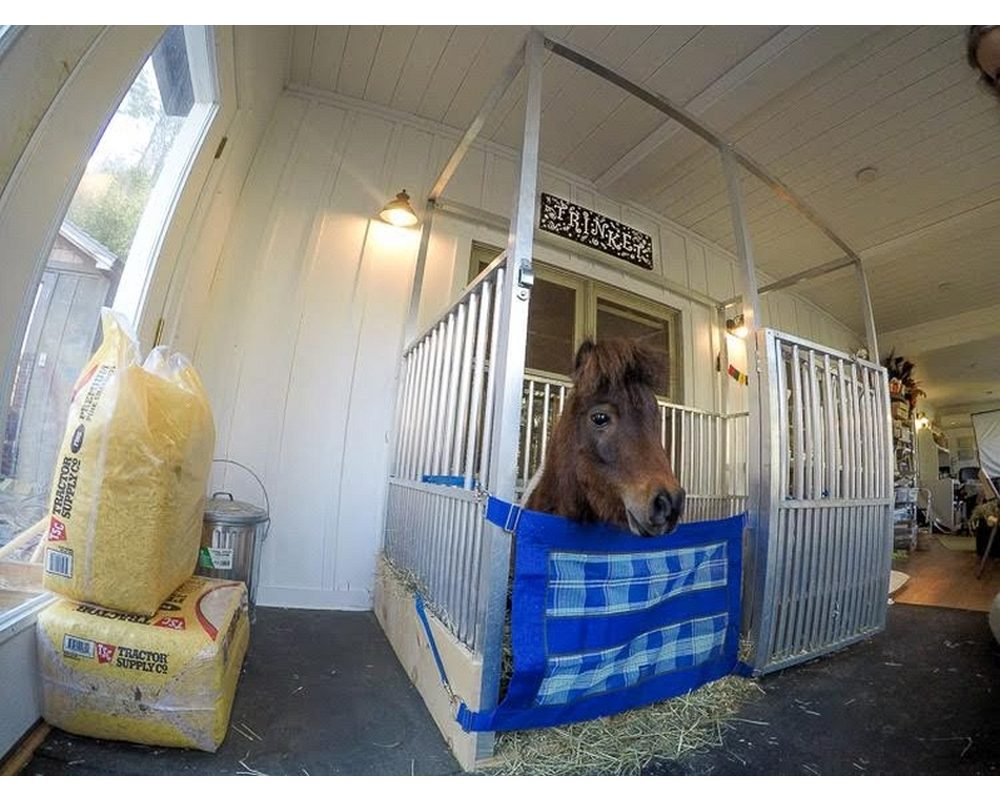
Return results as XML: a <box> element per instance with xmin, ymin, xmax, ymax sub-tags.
<box><xmin>546</xmin><ymin>544</ymin><xmax>729</xmax><ymax>617</ymax></box>
<box><xmin>537</xmin><ymin>614</ymin><xmax>728</xmax><ymax>706</ymax></box>
<box><xmin>457</xmin><ymin>503</ymin><xmax>744</xmax><ymax>733</ymax></box>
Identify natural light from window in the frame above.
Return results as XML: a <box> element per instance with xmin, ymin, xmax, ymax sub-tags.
<box><xmin>0</xmin><ymin>26</ymin><xmax>218</xmax><ymax>624</ymax></box>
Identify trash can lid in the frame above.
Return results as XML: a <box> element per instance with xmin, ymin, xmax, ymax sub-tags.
<box><xmin>204</xmin><ymin>493</ymin><xmax>269</xmax><ymax>525</ymax></box>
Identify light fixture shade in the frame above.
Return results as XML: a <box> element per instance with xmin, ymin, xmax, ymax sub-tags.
<box><xmin>726</xmin><ymin>314</ymin><xmax>749</xmax><ymax>338</ymax></box>
<box><xmin>379</xmin><ymin>189</ymin><xmax>418</xmax><ymax>227</ymax></box>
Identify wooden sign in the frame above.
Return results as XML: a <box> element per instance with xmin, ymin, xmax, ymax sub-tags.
<box><xmin>538</xmin><ymin>193</ymin><xmax>654</xmax><ymax>271</ymax></box>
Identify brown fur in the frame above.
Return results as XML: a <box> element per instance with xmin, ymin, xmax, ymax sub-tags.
<box><xmin>524</xmin><ymin>338</ymin><xmax>686</xmax><ymax>535</ymax></box>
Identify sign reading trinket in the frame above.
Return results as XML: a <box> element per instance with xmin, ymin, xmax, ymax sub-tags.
<box><xmin>538</xmin><ymin>193</ymin><xmax>654</xmax><ymax>271</ymax></box>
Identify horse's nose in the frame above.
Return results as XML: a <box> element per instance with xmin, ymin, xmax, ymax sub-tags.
<box><xmin>650</xmin><ymin>487</ymin><xmax>686</xmax><ymax>529</ymax></box>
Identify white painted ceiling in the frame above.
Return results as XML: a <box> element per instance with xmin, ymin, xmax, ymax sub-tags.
<box><xmin>288</xmin><ymin>25</ymin><xmax>1000</xmax><ymax>415</ymax></box>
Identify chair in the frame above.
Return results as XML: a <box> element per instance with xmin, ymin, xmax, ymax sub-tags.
<box><xmin>976</xmin><ymin>469</ymin><xmax>1000</xmax><ymax>580</ymax></box>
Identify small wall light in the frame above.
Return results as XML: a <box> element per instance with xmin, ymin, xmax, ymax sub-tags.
<box><xmin>914</xmin><ymin>412</ymin><xmax>930</xmax><ymax>431</ymax></box>
<box><xmin>726</xmin><ymin>314</ymin><xmax>749</xmax><ymax>338</ymax></box>
<box><xmin>379</xmin><ymin>189</ymin><xmax>418</xmax><ymax>227</ymax></box>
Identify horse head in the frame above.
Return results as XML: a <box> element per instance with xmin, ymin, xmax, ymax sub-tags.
<box><xmin>525</xmin><ymin>338</ymin><xmax>686</xmax><ymax>536</ymax></box>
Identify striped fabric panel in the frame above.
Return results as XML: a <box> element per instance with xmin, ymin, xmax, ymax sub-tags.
<box><xmin>535</xmin><ymin>613</ymin><xmax>728</xmax><ymax>706</ymax></box>
<box><xmin>546</xmin><ymin>543</ymin><xmax>728</xmax><ymax>617</ymax></box>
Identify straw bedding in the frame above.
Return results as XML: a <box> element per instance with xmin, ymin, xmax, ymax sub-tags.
<box><xmin>382</xmin><ymin>557</ymin><xmax>759</xmax><ymax>775</ymax></box>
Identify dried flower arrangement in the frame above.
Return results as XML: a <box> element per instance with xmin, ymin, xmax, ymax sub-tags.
<box><xmin>883</xmin><ymin>350</ymin><xmax>926</xmax><ymax>410</ymax></box>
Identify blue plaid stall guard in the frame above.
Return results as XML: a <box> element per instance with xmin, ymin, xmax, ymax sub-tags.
<box><xmin>457</xmin><ymin>502</ymin><xmax>745</xmax><ymax>733</ymax></box>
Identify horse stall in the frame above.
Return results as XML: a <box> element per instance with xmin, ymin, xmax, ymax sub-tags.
<box><xmin>374</xmin><ymin>30</ymin><xmax>894</xmax><ymax>770</ymax></box>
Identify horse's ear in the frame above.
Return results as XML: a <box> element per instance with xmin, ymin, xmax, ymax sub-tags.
<box><xmin>574</xmin><ymin>339</ymin><xmax>596</xmax><ymax>374</ymax></box>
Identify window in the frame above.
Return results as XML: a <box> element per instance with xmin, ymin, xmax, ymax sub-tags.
<box><xmin>469</xmin><ymin>241</ymin><xmax>682</xmax><ymax>400</ymax></box>
<box><xmin>0</xmin><ymin>27</ymin><xmax>218</xmax><ymax>616</ymax></box>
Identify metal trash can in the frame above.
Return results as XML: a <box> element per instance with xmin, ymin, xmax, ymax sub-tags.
<box><xmin>196</xmin><ymin>492</ymin><xmax>269</xmax><ymax>611</ymax></box>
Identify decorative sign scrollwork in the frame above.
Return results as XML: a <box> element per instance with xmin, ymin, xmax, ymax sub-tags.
<box><xmin>538</xmin><ymin>193</ymin><xmax>654</xmax><ymax>271</ymax></box>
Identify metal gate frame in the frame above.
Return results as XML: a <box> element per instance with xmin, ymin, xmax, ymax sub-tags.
<box><xmin>746</xmin><ymin>329</ymin><xmax>893</xmax><ymax>673</ymax></box>
<box><xmin>383</xmin><ymin>27</ymin><xmax>895</xmax><ymax>762</ymax></box>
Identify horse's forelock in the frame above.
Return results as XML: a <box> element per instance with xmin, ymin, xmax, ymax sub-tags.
<box><xmin>573</xmin><ymin>338</ymin><xmax>663</xmax><ymax>400</ymax></box>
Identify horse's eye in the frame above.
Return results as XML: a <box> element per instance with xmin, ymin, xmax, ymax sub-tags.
<box><xmin>590</xmin><ymin>411</ymin><xmax>611</xmax><ymax>428</ymax></box>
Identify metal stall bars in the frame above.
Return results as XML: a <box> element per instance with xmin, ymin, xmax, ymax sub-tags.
<box><xmin>384</xmin><ymin>30</ymin><xmax>543</xmax><ymax>763</ymax></box>
<box><xmin>748</xmin><ymin>330</ymin><xmax>893</xmax><ymax>673</ymax></box>
<box><xmin>386</xmin><ymin>250</ymin><xmax>509</xmax><ymax>653</ymax></box>
<box><xmin>541</xmin><ymin>34</ymin><xmax>891</xmax><ymax>674</ymax></box>
<box><xmin>516</xmin><ymin>372</ymin><xmax>749</xmax><ymax>521</ymax></box>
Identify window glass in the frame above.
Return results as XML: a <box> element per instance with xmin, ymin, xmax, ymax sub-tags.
<box><xmin>468</xmin><ymin>241</ymin><xmax>681</xmax><ymax>399</ymax></box>
<box><xmin>526</xmin><ymin>279</ymin><xmax>577</xmax><ymax>376</ymax></box>
<box><xmin>0</xmin><ymin>28</ymin><xmax>217</xmax><ymax>612</ymax></box>
<box><xmin>595</xmin><ymin>297</ymin><xmax>674</xmax><ymax>397</ymax></box>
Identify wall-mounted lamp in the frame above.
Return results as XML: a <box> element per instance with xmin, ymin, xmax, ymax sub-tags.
<box><xmin>725</xmin><ymin>314</ymin><xmax>749</xmax><ymax>338</ymax></box>
<box><xmin>914</xmin><ymin>412</ymin><xmax>930</xmax><ymax>431</ymax></box>
<box><xmin>379</xmin><ymin>189</ymin><xmax>418</xmax><ymax>227</ymax></box>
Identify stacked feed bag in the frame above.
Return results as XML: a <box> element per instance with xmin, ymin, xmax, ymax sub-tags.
<box><xmin>36</xmin><ymin>576</ymin><xmax>249</xmax><ymax>752</ymax></box>
<box><xmin>42</xmin><ymin>309</ymin><xmax>215</xmax><ymax>616</ymax></box>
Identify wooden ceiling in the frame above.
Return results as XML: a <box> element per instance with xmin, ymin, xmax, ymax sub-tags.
<box><xmin>288</xmin><ymin>25</ymin><xmax>1000</xmax><ymax>414</ymax></box>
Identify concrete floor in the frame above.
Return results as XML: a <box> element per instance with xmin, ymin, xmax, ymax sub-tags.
<box><xmin>19</xmin><ymin>601</ymin><xmax>1000</xmax><ymax>776</ymax></box>
<box><xmin>23</xmin><ymin>609</ymin><xmax>462</xmax><ymax>776</ymax></box>
<box><xmin>650</xmin><ymin>603</ymin><xmax>1000</xmax><ymax>776</ymax></box>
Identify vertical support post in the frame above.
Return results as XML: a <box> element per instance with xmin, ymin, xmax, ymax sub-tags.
<box><xmin>403</xmin><ymin>198</ymin><xmax>437</xmax><ymax>346</ymax></box>
<box><xmin>719</xmin><ymin>144</ymin><xmax>767</xmax><ymax>665</ymax></box>
<box><xmin>475</xmin><ymin>28</ymin><xmax>544</xmax><ymax>762</ymax></box>
<box><xmin>716</xmin><ymin>306</ymin><xmax>730</xmax><ymax>494</ymax></box>
<box><xmin>720</xmin><ymin>146</ymin><xmax>761</xmax><ymax>332</ymax></box>
<box><xmin>854</xmin><ymin>258</ymin><xmax>879</xmax><ymax>360</ymax></box>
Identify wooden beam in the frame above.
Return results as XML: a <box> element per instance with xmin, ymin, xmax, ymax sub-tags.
<box><xmin>0</xmin><ymin>721</ymin><xmax>50</xmax><ymax>776</ymax></box>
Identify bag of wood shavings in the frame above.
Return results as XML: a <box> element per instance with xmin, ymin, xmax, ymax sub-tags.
<box><xmin>42</xmin><ymin>308</ymin><xmax>215</xmax><ymax>615</ymax></box>
<box><xmin>36</xmin><ymin>576</ymin><xmax>249</xmax><ymax>752</ymax></box>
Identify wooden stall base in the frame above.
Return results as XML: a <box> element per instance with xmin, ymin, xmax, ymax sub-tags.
<box><xmin>373</xmin><ymin>559</ymin><xmax>485</xmax><ymax>773</ymax></box>
<box><xmin>0</xmin><ymin>721</ymin><xmax>50</xmax><ymax>776</ymax></box>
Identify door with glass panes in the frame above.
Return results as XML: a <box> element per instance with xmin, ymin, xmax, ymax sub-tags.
<box><xmin>469</xmin><ymin>242</ymin><xmax>681</xmax><ymax>486</ymax></box>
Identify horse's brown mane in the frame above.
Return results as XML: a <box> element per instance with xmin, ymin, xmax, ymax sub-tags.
<box><xmin>572</xmin><ymin>338</ymin><xmax>663</xmax><ymax>401</ymax></box>
<box><xmin>525</xmin><ymin>337</ymin><xmax>677</xmax><ymax>530</ymax></box>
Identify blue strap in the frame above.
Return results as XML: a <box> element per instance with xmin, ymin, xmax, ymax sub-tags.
<box><xmin>484</xmin><ymin>495</ymin><xmax>524</xmax><ymax>533</ymax></box>
<box><xmin>414</xmin><ymin>592</ymin><xmax>450</xmax><ymax>689</ymax></box>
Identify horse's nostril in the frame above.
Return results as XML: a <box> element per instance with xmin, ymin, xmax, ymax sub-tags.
<box><xmin>672</xmin><ymin>487</ymin><xmax>686</xmax><ymax>518</ymax></box>
<box><xmin>650</xmin><ymin>490</ymin><xmax>673</xmax><ymax>526</ymax></box>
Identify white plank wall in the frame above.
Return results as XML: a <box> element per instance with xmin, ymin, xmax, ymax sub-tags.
<box><xmin>187</xmin><ymin>87</ymin><xmax>860</xmax><ymax>610</ymax></box>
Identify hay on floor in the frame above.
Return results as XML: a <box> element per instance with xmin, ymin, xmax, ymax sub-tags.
<box><xmin>480</xmin><ymin>674</ymin><xmax>763</xmax><ymax>776</ymax></box>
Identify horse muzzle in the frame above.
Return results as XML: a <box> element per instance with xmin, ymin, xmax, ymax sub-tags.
<box><xmin>626</xmin><ymin>486</ymin><xmax>686</xmax><ymax>537</ymax></box>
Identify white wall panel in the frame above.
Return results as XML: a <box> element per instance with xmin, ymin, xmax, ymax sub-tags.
<box><xmin>195</xmin><ymin>94</ymin><xmax>310</xmax><ymax>476</ymax></box>
<box><xmin>189</xmin><ymin>86</ymin><xmax>861</xmax><ymax>610</ymax></box>
<box><xmin>685</xmin><ymin>239</ymin><xmax>709</xmax><ymax>296</ymax></box>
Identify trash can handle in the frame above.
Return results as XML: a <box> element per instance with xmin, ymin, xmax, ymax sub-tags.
<box><xmin>211</xmin><ymin>459</ymin><xmax>271</xmax><ymax>543</ymax></box>
<box><xmin>212</xmin><ymin>491</ymin><xmax>235</xmax><ymax>501</ymax></box>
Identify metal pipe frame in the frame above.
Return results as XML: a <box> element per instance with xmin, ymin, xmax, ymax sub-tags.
<box><xmin>542</xmin><ymin>35</ymin><xmax>859</xmax><ymax>264</ymax></box>
<box><xmin>383</xmin><ymin>25</ymin><xmax>892</xmax><ymax>756</ymax></box>
<box><xmin>475</xmin><ymin>28</ymin><xmax>546</xmax><ymax>763</ymax></box>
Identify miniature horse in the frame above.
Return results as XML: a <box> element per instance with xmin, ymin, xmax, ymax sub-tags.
<box><xmin>524</xmin><ymin>338</ymin><xmax>686</xmax><ymax>536</ymax></box>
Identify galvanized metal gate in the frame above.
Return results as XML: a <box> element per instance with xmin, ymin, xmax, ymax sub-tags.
<box><xmin>745</xmin><ymin>329</ymin><xmax>893</xmax><ymax>674</ymax></box>
<box><xmin>379</xmin><ymin>29</ymin><xmax>897</xmax><ymax>764</ymax></box>
<box><xmin>384</xmin><ymin>249</ymin><xmax>749</xmax><ymax>659</ymax></box>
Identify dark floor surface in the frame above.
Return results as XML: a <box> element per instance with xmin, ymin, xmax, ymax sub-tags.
<box><xmin>648</xmin><ymin>603</ymin><xmax>1000</xmax><ymax>776</ymax></box>
<box><xmin>22</xmin><ymin>608</ymin><xmax>463</xmax><ymax>776</ymax></box>
<box><xmin>18</xmin><ymin>602</ymin><xmax>1000</xmax><ymax>776</ymax></box>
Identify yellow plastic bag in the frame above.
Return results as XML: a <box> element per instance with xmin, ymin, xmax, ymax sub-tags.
<box><xmin>42</xmin><ymin>309</ymin><xmax>215</xmax><ymax>615</ymax></box>
<box><xmin>36</xmin><ymin>576</ymin><xmax>249</xmax><ymax>752</ymax></box>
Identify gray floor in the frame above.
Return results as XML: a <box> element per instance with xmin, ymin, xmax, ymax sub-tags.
<box><xmin>23</xmin><ymin>608</ymin><xmax>462</xmax><ymax>776</ymax></box>
<box><xmin>648</xmin><ymin>603</ymin><xmax>1000</xmax><ymax>776</ymax></box>
<box><xmin>20</xmin><ymin>602</ymin><xmax>1000</xmax><ymax>776</ymax></box>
